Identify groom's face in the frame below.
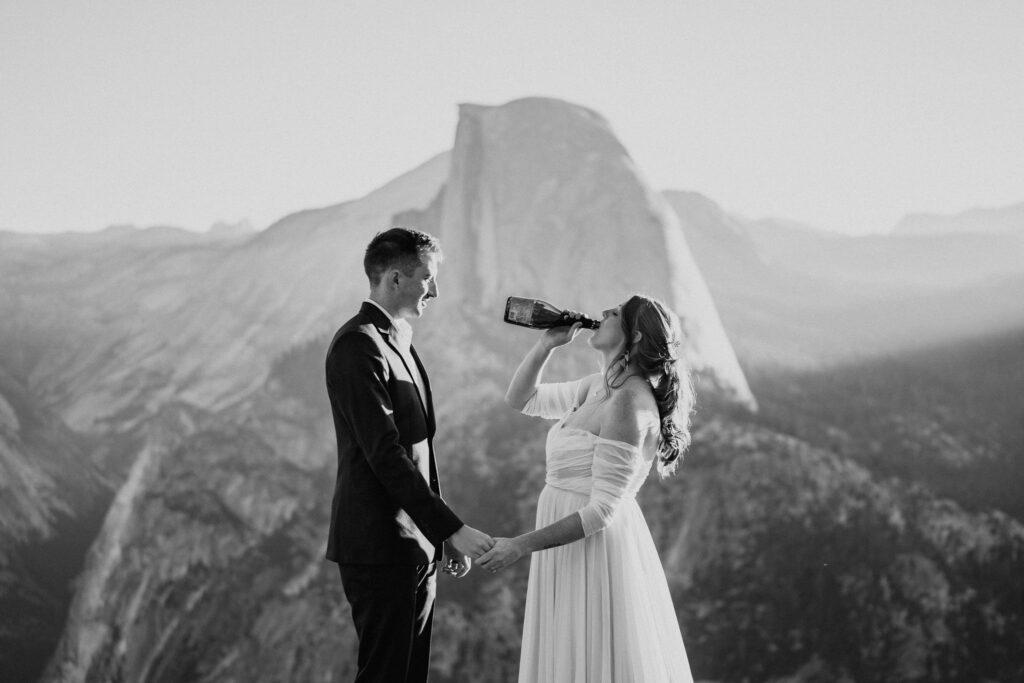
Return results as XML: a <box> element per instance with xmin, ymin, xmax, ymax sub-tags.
<box><xmin>393</xmin><ymin>252</ymin><xmax>439</xmax><ymax>320</ymax></box>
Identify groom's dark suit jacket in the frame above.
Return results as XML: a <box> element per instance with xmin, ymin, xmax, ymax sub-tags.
<box><xmin>325</xmin><ymin>302</ymin><xmax>463</xmax><ymax>565</ymax></box>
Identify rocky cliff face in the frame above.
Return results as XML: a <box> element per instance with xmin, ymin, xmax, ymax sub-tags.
<box><xmin>40</xmin><ymin>398</ymin><xmax>353</xmax><ymax>683</ymax></box>
<box><xmin>432</xmin><ymin>98</ymin><xmax>753</xmax><ymax>405</ymax></box>
<box><xmin>0</xmin><ymin>362</ymin><xmax>107</xmax><ymax>683</ymax></box>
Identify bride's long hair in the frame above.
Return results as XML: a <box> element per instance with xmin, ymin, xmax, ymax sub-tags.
<box><xmin>603</xmin><ymin>295</ymin><xmax>695</xmax><ymax>475</ymax></box>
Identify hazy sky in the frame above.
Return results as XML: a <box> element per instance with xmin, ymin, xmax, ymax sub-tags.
<box><xmin>2</xmin><ymin>1</ymin><xmax>1022</xmax><ymax>235</ymax></box>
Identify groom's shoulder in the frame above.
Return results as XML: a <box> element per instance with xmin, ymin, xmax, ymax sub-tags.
<box><xmin>327</xmin><ymin>312</ymin><xmax>384</xmax><ymax>362</ymax></box>
<box><xmin>336</xmin><ymin>309</ymin><xmax>374</xmax><ymax>336</ymax></box>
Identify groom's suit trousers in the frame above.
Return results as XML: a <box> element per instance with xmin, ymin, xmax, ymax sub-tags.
<box><xmin>339</xmin><ymin>562</ymin><xmax>437</xmax><ymax>683</ymax></box>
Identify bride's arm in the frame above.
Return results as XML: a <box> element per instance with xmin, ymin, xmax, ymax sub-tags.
<box><xmin>505</xmin><ymin>323</ymin><xmax>584</xmax><ymax>410</ymax></box>
<box><xmin>479</xmin><ymin>386</ymin><xmax>646</xmax><ymax>572</ymax></box>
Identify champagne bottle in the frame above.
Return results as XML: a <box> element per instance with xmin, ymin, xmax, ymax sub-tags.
<box><xmin>503</xmin><ymin>296</ymin><xmax>600</xmax><ymax>330</ymax></box>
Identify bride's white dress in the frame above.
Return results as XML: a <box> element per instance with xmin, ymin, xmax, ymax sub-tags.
<box><xmin>517</xmin><ymin>379</ymin><xmax>693</xmax><ymax>683</ymax></box>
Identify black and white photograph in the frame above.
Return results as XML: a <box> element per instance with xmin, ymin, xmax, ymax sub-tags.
<box><xmin>2</xmin><ymin>2</ymin><xmax>1022</xmax><ymax>682</ymax></box>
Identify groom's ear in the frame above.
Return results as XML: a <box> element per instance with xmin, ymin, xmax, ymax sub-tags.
<box><xmin>388</xmin><ymin>269</ymin><xmax>402</xmax><ymax>288</ymax></box>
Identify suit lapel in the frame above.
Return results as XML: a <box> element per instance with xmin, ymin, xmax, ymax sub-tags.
<box><xmin>384</xmin><ymin>335</ymin><xmax>429</xmax><ymax>420</ymax></box>
<box><xmin>408</xmin><ymin>344</ymin><xmax>435</xmax><ymax>431</ymax></box>
<box><xmin>361</xmin><ymin>304</ymin><xmax>430</xmax><ymax>424</ymax></box>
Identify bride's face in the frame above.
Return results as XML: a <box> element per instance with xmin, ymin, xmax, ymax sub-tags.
<box><xmin>589</xmin><ymin>303</ymin><xmax>627</xmax><ymax>354</ymax></box>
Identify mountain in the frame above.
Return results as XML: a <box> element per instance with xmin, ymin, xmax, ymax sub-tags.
<box><xmin>747</xmin><ymin>329</ymin><xmax>1024</xmax><ymax>516</ymax></box>
<box><xmin>413</xmin><ymin>99</ymin><xmax>754</xmax><ymax>407</ymax></box>
<box><xmin>0</xmin><ymin>363</ymin><xmax>109</xmax><ymax>683</ymax></box>
<box><xmin>659</xmin><ymin>191</ymin><xmax>766</xmax><ymax>279</ymax></box>
<box><xmin>893</xmin><ymin>201</ymin><xmax>1024</xmax><ymax>236</ymax></box>
<box><xmin>0</xmin><ymin>152</ymin><xmax>451</xmax><ymax>433</ymax></box>
<box><xmin>664</xmin><ymin>191</ymin><xmax>1024</xmax><ymax>366</ymax></box>
<box><xmin>206</xmin><ymin>219</ymin><xmax>257</xmax><ymax>239</ymax></box>
<box><xmin>1</xmin><ymin>97</ymin><xmax>1022</xmax><ymax>683</ymax></box>
<box><xmin>654</xmin><ymin>414</ymin><xmax>1024</xmax><ymax>682</ymax></box>
<box><xmin>746</xmin><ymin>219</ymin><xmax>1024</xmax><ymax>292</ymax></box>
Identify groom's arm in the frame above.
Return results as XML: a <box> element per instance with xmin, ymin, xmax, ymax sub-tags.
<box><xmin>328</xmin><ymin>332</ymin><xmax>464</xmax><ymax>546</ymax></box>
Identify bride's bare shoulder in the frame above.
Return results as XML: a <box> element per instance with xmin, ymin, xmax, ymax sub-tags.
<box><xmin>619</xmin><ymin>375</ymin><xmax>657</xmax><ymax>407</ymax></box>
<box><xmin>610</xmin><ymin>376</ymin><xmax>659</xmax><ymax>430</ymax></box>
<box><xmin>595</xmin><ymin>382</ymin><xmax>651</xmax><ymax>445</ymax></box>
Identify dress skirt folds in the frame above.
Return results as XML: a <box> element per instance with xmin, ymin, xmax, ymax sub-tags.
<box><xmin>517</xmin><ymin>381</ymin><xmax>693</xmax><ymax>683</ymax></box>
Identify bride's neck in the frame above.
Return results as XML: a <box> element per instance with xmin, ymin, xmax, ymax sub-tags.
<box><xmin>600</xmin><ymin>358</ymin><xmax>644</xmax><ymax>384</ymax></box>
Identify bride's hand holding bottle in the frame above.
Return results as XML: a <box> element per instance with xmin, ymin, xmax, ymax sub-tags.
<box><xmin>541</xmin><ymin>315</ymin><xmax>585</xmax><ymax>349</ymax></box>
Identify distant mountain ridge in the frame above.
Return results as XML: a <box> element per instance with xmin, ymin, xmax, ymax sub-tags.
<box><xmin>893</xmin><ymin>201</ymin><xmax>1024</xmax><ymax>236</ymax></box>
<box><xmin>0</xmin><ymin>152</ymin><xmax>452</xmax><ymax>432</ymax></box>
<box><xmin>663</xmin><ymin>189</ymin><xmax>1024</xmax><ymax>366</ymax></box>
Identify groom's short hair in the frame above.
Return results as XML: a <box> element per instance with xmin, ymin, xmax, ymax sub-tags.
<box><xmin>364</xmin><ymin>227</ymin><xmax>443</xmax><ymax>286</ymax></box>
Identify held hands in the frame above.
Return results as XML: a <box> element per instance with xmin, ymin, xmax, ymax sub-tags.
<box><xmin>446</xmin><ymin>525</ymin><xmax>495</xmax><ymax>564</ymax></box>
<box><xmin>477</xmin><ymin>537</ymin><xmax>529</xmax><ymax>574</ymax></box>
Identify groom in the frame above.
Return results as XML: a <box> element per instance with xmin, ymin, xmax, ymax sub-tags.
<box><xmin>325</xmin><ymin>227</ymin><xmax>494</xmax><ymax>683</ymax></box>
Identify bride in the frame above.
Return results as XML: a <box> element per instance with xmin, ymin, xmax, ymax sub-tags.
<box><xmin>478</xmin><ymin>294</ymin><xmax>695</xmax><ymax>683</ymax></box>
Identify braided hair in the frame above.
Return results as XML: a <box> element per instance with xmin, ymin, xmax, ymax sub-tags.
<box><xmin>603</xmin><ymin>295</ymin><xmax>695</xmax><ymax>475</ymax></box>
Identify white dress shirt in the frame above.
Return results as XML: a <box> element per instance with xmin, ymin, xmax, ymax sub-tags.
<box><xmin>364</xmin><ymin>299</ymin><xmax>425</xmax><ymax>396</ymax></box>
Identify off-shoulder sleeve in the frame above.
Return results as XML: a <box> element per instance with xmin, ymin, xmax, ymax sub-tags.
<box><xmin>578</xmin><ymin>437</ymin><xmax>642</xmax><ymax>536</ymax></box>
<box><xmin>521</xmin><ymin>379</ymin><xmax>583</xmax><ymax>420</ymax></box>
